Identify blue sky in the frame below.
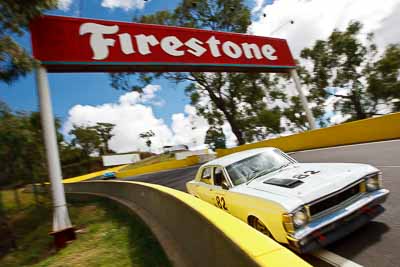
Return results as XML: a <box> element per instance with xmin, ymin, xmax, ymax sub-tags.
<box><xmin>0</xmin><ymin>0</ymin><xmax>196</xmax><ymax>126</ymax></box>
<box><xmin>0</xmin><ymin>0</ymin><xmax>260</xmax><ymax>126</ymax></box>
<box><xmin>2</xmin><ymin>0</ymin><xmax>397</xmax><ymax>152</ymax></box>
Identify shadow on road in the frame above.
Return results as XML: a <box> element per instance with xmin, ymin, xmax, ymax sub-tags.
<box><xmin>327</xmin><ymin>221</ymin><xmax>389</xmax><ymax>258</ymax></box>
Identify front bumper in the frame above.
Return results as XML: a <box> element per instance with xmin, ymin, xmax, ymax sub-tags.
<box><xmin>287</xmin><ymin>188</ymin><xmax>389</xmax><ymax>254</ymax></box>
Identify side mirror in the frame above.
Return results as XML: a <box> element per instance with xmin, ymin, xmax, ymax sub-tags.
<box><xmin>221</xmin><ymin>181</ymin><xmax>229</xmax><ymax>190</ymax></box>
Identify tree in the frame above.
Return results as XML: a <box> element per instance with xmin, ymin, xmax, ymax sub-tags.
<box><xmin>299</xmin><ymin>21</ymin><xmax>400</xmax><ymax>122</ymax></box>
<box><xmin>204</xmin><ymin>126</ymin><xmax>226</xmax><ymax>150</ymax></box>
<box><xmin>0</xmin><ymin>0</ymin><xmax>57</xmax><ymax>83</ymax></box>
<box><xmin>0</xmin><ymin>109</ymin><xmax>49</xmax><ymax>187</ymax></box>
<box><xmin>89</xmin><ymin>122</ymin><xmax>116</xmax><ymax>155</ymax></box>
<box><xmin>0</xmin><ymin>104</ymin><xmax>105</xmax><ymax>188</ymax></box>
<box><xmin>139</xmin><ymin>130</ymin><xmax>155</xmax><ymax>151</ymax></box>
<box><xmin>366</xmin><ymin>44</ymin><xmax>400</xmax><ymax>112</ymax></box>
<box><xmin>69</xmin><ymin>125</ymin><xmax>101</xmax><ymax>157</ymax></box>
<box><xmin>110</xmin><ymin>0</ymin><xmax>285</xmax><ymax>145</ymax></box>
<box><xmin>0</xmin><ymin>107</ymin><xmax>65</xmax><ymax>209</ymax></box>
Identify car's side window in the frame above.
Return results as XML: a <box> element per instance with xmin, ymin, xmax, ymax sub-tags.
<box><xmin>200</xmin><ymin>167</ymin><xmax>212</xmax><ymax>184</ymax></box>
<box><xmin>213</xmin><ymin>167</ymin><xmax>227</xmax><ymax>187</ymax></box>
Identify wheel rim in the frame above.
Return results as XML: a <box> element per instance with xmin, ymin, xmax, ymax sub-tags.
<box><xmin>253</xmin><ymin>218</ymin><xmax>271</xmax><ymax>237</ymax></box>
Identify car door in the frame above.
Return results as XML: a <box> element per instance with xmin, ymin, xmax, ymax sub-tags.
<box><xmin>208</xmin><ymin>166</ymin><xmax>232</xmax><ymax>213</ymax></box>
<box><xmin>194</xmin><ymin>166</ymin><xmax>217</xmax><ymax>205</ymax></box>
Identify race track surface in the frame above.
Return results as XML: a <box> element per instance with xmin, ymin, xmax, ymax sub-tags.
<box><xmin>125</xmin><ymin>140</ymin><xmax>400</xmax><ymax>267</ymax></box>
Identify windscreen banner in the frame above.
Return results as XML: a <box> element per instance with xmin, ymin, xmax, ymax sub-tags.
<box><xmin>30</xmin><ymin>15</ymin><xmax>296</xmax><ymax>73</ymax></box>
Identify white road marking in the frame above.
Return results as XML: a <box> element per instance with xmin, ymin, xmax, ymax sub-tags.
<box><xmin>377</xmin><ymin>166</ymin><xmax>400</xmax><ymax>168</ymax></box>
<box><xmin>292</xmin><ymin>139</ymin><xmax>400</xmax><ymax>154</ymax></box>
<box><xmin>311</xmin><ymin>249</ymin><xmax>363</xmax><ymax>267</ymax></box>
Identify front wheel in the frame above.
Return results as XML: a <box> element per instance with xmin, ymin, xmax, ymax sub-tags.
<box><xmin>250</xmin><ymin>217</ymin><xmax>272</xmax><ymax>237</ymax></box>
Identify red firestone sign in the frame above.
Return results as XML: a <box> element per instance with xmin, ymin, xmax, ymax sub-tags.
<box><xmin>30</xmin><ymin>15</ymin><xmax>296</xmax><ymax>73</ymax></box>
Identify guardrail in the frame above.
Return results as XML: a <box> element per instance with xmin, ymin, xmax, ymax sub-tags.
<box><xmin>217</xmin><ymin>112</ymin><xmax>400</xmax><ymax>157</ymax></box>
<box><xmin>64</xmin><ymin>181</ymin><xmax>310</xmax><ymax>267</ymax></box>
<box><xmin>62</xmin><ymin>165</ymin><xmax>127</xmax><ymax>183</ymax></box>
<box><xmin>116</xmin><ymin>155</ymin><xmax>199</xmax><ymax>179</ymax></box>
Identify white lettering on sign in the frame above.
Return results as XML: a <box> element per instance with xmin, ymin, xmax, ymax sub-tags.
<box><xmin>135</xmin><ymin>34</ymin><xmax>159</xmax><ymax>55</ymax></box>
<box><xmin>222</xmin><ymin>41</ymin><xmax>242</xmax><ymax>59</ymax></box>
<box><xmin>79</xmin><ymin>23</ymin><xmax>279</xmax><ymax>61</ymax></box>
<box><xmin>261</xmin><ymin>44</ymin><xmax>278</xmax><ymax>60</ymax></box>
<box><xmin>185</xmin><ymin>38</ymin><xmax>207</xmax><ymax>57</ymax></box>
<box><xmin>119</xmin><ymin>33</ymin><xmax>135</xmax><ymax>55</ymax></box>
<box><xmin>79</xmin><ymin>23</ymin><xmax>119</xmax><ymax>60</ymax></box>
<box><xmin>206</xmin><ymin>36</ymin><xmax>222</xmax><ymax>57</ymax></box>
<box><xmin>242</xmin><ymin>43</ymin><xmax>263</xmax><ymax>59</ymax></box>
<box><xmin>161</xmin><ymin>36</ymin><xmax>184</xmax><ymax>56</ymax></box>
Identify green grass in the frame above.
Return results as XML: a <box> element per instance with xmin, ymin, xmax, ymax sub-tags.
<box><xmin>0</xmin><ymin>188</ymin><xmax>47</xmax><ymax>212</ymax></box>
<box><xmin>0</xmin><ymin>191</ymin><xmax>171</xmax><ymax>267</ymax></box>
<box><xmin>120</xmin><ymin>153</ymin><xmax>175</xmax><ymax>171</ymax></box>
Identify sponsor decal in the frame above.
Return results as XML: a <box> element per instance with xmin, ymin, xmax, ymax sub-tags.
<box><xmin>30</xmin><ymin>15</ymin><xmax>296</xmax><ymax>72</ymax></box>
<box><xmin>79</xmin><ymin>22</ymin><xmax>279</xmax><ymax>62</ymax></box>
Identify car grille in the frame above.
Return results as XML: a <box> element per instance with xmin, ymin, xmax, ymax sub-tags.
<box><xmin>309</xmin><ymin>183</ymin><xmax>361</xmax><ymax>217</ymax></box>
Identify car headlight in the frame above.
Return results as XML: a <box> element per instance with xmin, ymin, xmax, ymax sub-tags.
<box><xmin>366</xmin><ymin>172</ymin><xmax>382</xmax><ymax>191</ymax></box>
<box><xmin>293</xmin><ymin>210</ymin><xmax>308</xmax><ymax>228</ymax></box>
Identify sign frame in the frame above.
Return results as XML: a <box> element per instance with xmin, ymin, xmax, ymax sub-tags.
<box><xmin>30</xmin><ymin>15</ymin><xmax>296</xmax><ymax>73</ymax></box>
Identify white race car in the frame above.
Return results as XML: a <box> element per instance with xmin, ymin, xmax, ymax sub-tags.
<box><xmin>186</xmin><ymin>147</ymin><xmax>389</xmax><ymax>253</ymax></box>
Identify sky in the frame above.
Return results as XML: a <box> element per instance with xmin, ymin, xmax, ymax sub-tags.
<box><xmin>1</xmin><ymin>0</ymin><xmax>399</xmax><ymax>153</ymax></box>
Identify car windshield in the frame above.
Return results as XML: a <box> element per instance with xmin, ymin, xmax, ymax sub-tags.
<box><xmin>226</xmin><ymin>150</ymin><xmax>294</xmax><ymax>186</ymax></box>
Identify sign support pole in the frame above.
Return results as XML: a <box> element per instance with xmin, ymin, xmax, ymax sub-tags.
<box><xmin>35</xmin><ymin>66</ymin><xmax>75</xmax><ymax>248</ymax></box>
<box><xmin>290</xmin><ymin>69</ymin><xmax>317</xmax><ymax>130</ymax></box>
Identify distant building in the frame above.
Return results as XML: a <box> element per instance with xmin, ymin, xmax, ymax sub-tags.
<box><xmin>163</xmin><ymin>144</ymin><xmax>189</xmax><ymax>153</ymax></box>
<box><xmin>102</xmin><ymin>153</ymin><xmax>141</xmax><ymax>167</ymax></box>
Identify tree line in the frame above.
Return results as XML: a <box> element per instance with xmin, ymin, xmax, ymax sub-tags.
<box><xmin>0</xmin><ymin>103</ymin><xmax>116</xmax><ymax>188</ymax></box>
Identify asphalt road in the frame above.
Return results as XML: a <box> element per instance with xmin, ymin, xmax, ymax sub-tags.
<box><xmin>125</xmin><ymin>140</ymin><xmax>400</xmax><ymax>267</ymax></box>
<box><xmin>124</xmin><ymin>165</ymin><xmax>200</xmax><ymax>191</ymax></box>
<box><xmin>292</xmin><ymin>140</ymin><xmax>399</xmax><ymax>267</ymax></box>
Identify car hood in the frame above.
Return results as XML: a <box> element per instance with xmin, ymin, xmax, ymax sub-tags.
<box><xmin>246</xmin><ymin>163</ymin><xmax>378</xmax><ymax>205</ymax></box>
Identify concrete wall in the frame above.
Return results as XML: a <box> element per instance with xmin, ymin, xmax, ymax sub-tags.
<box><xmin>64</xmin><ymin>181</ymin><xmax>310</xmax><ymax>267</ymax></box>
<box><xmin>175</xmin><ymin>149</ymin><xmax>209</xmax><ymax>160</ymax></box>
<box><xmin>217</xmin><ymin>112</ymin><xmax>400</xmax><ymax>157</ymax></box>
<box><xmin>116</xmin><ymin>156</ymin><xmax>200</xmax><ymax>179</ymax></box>
<box><xmin>102</xmin><ymin>154</ymin><xmax>140</xmax><ymax>167</ymax></box>
<box><xmin>63</xmin><ymin>165</ymin><xmax>127</xmax><ymax>183</ymax></box>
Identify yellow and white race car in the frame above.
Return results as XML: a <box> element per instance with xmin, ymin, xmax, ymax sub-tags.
<box><xmin>186</xmin><ymin>147</ymin><xmax>389</xmax><ymax>253</ymax></box>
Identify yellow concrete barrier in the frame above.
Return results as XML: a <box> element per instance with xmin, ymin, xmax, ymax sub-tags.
<box><xmin>63</xmin><ymin>165</ymin><xmax>127</xmax><ymax>183</ymax></box>
<box><xmin>116</xmin><ymin>155</ymin><xmax>199</xmax><ymax>179</ymax></box>
<box><xmin>65</xmin><ymin>181</ymin><xmax>311</xmax><ymax>267</ymax></box>
<box><xmin>218</xmin><ymin>112</ymin><xmax>400</xmax><ymax>157</ymax></box>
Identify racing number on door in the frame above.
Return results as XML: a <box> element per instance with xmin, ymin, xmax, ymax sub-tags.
<box><xmin>216</xmin><ymin>196</ymin><xmax>228</xmax><ymax>211</ymax></box>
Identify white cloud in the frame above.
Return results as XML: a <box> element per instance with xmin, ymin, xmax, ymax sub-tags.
<box><xmin>329</xmin><ymin>113</ymin><xmax>351</xmax><ymax>125</ymax></box>
<box><xmin>222</xmin><ymin>123</ymin><xmax>239</xmax><ymax>148</ymax></box>
<box><xmin>64</xmin><ymin>101</ymin><xmax>172</xmax><ymax>153</ymax></box>
<box><xmin>252</xmin><ymin>0</ymin><xmax>266</xmax><ymax>14</ymax></box>
<box><xmin>101</xmin><ymin>0</ymin><xmax>148</xmax><ymax>10</ymax></box>
<box><xmin>250</xmin><ymin>0</ymin><xmax>400</xmax><ymax>129</ymax></box>
<box><xmin>119</xmin><ymin>84</ymin><xmax>164</xmax><ymax>107</ymax></box>
<box><xmin>170</xmin><ymin>105</ymin><xmax>208</xmax><ymax>147</ymax></box>
<box><xmin>249</xmin><ymin>0</ymin><xmax>400</xmax><ymax>57</ymax></box>
<box><xmin>62</xmin><ymin>86</ymin><xmax>236</xmax><ymax>153</ymax></box>
<box><xmin>63</xmin><ymin>85</ymin><xmax>170</xmax><ymax>153</ymax></box>
<box><xmin>58</xmin><ymin>0</ymin><xmax>73</xmax><ymax>11</ymax></box>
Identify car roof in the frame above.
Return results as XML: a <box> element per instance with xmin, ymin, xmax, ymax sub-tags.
<box><xmin>202</xmin><ymin>147</ymin><xmax>277</xmax><ymax>168</ymax></box>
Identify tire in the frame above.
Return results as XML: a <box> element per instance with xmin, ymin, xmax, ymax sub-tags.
<box><xmin>250</xmin><ymin>216</ymin><xmax>272</xmax><ymax>237</ymax></box>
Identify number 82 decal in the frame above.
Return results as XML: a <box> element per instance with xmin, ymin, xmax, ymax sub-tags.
<box><xmin>216</xmin><ymin>196</ymin><xmax>228</xmax><ymax>210</ymax></box>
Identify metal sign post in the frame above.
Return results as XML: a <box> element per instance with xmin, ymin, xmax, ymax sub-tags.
<box><xmin>290</xmin><ymin>69</ymin><xmax>317</xmax><ymax>130</ymax></box>
<box><xmin>35</xmin><ymin>66</ymin><xmax>75</xmax><ymax>248</ymax></box>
